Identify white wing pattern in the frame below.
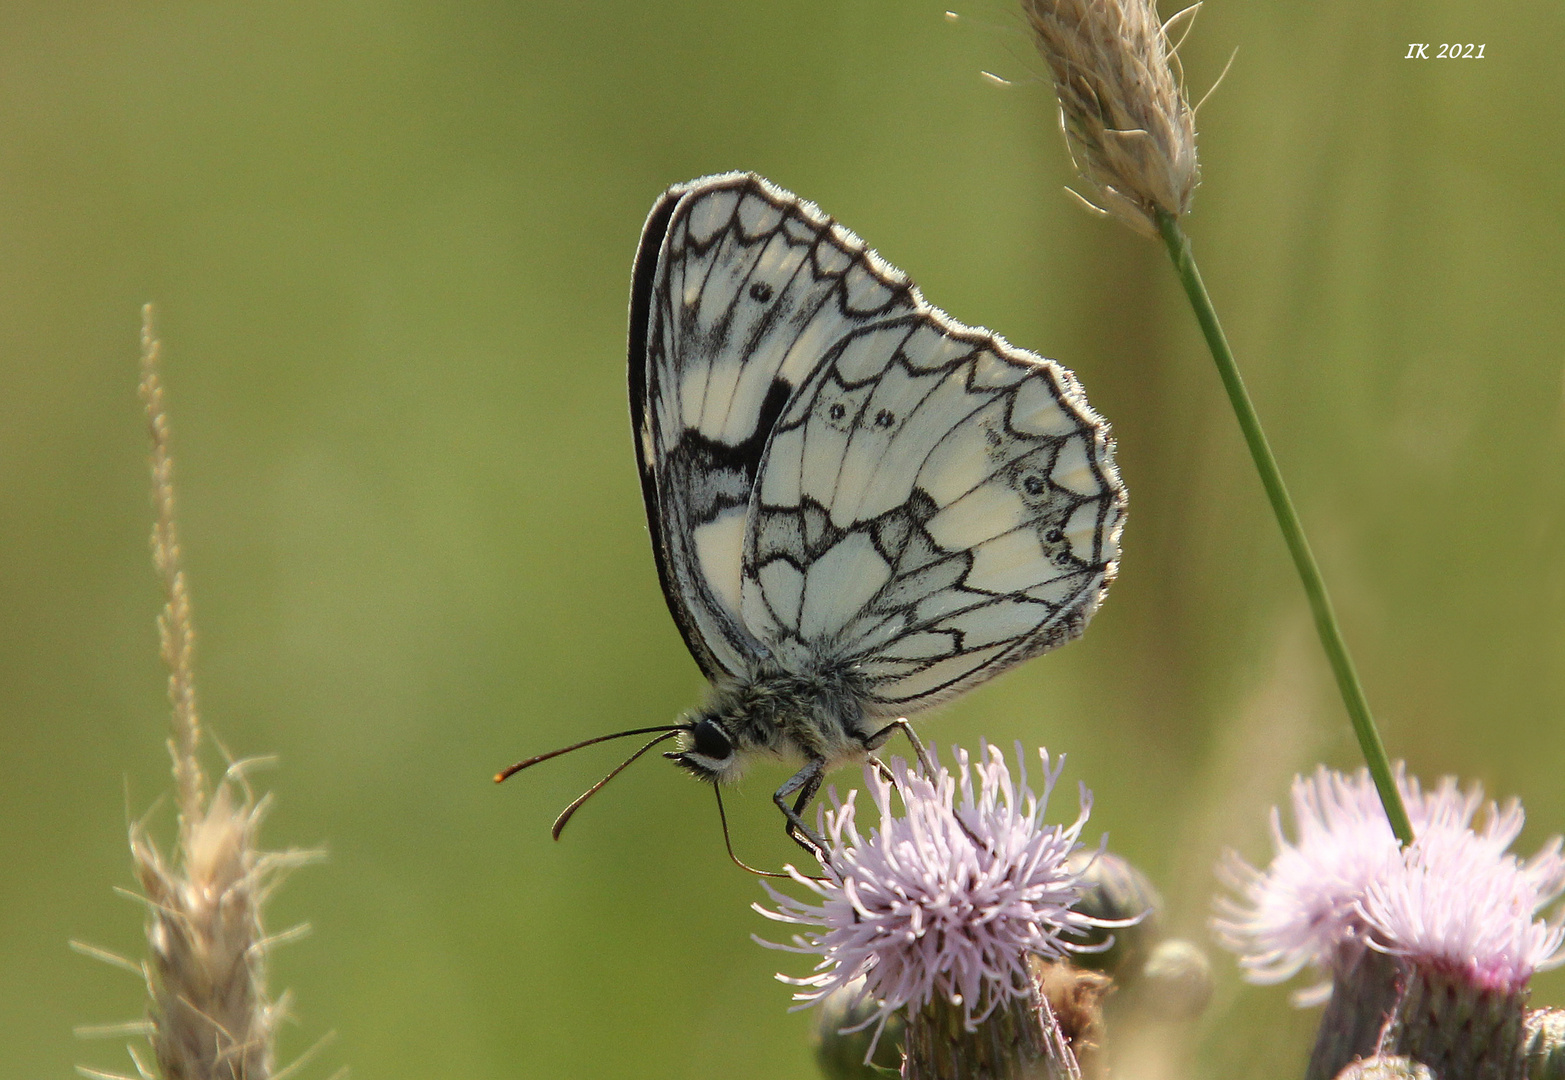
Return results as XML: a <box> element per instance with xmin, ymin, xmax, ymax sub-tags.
<box><xmin>630</xmin><ymin>172</ymin><xmax>1124</xmax><ymax>714</ymax></box>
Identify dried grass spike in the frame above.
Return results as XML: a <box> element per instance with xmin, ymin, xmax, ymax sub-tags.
<box><xmin>116</xmin><ymin>310</ymin><xmax>322</xmax><ymax>1080</ymax></box>
<box><xmin>131</xmin><ymin>760</ymin><xmax>283</xmax><ymax>1078</ymax></box>
<box><xmin>139</xmin><ymin>305</ymin><xmax>204</xmax><ymax>831</ymax></box>
<box><xmin>1023</xmin><ymin>0</ymin><xmax>1200</xmax><ymax>236</ymax></box>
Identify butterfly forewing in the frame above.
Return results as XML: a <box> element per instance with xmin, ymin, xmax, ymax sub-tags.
<box><xmin>631</xmin><ymin>172</ymin><xmax>919</xmax><ymax>680</ymax></box>
<box><xmin>632</xmin><ymin>171</ymin><xmax>1124</xmax><ymax>725</ymax></box>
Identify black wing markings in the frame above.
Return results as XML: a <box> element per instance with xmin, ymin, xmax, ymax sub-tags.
<box><xmin>736</xmin><ymin>299</ymin><xmax>1123</xmax><ymax>712</ymax></box>
<box><xmin>631</xmin><ymin>172</ymin><xmax>926</xmax><ymax>680</ymax></box>
<box><xmin>628</xmin><ymin>184</ymin><xmax>729</xmax><ymax>679</ymax></box>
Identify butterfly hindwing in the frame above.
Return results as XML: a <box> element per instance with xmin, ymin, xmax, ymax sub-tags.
<box><xmin>631</xmin><ymin>172</ymin><xmax>917</xmax><ymax>679</ymax></box>
<box><xmin>739</xmin><ymin>309</ymin><xmax>1125</xmax><ymax>713</ymax></box>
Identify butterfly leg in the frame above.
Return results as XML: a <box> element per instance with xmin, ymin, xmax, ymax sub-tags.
<box><xmin>773</xmin><ymin>759</ymin><xmax>828</xmax><ymax>858</ymax></box>
<box><xmin>864</xmin><ymin>717</ymin><xmax>935</xmax><ymax>776</ymax></box>
<box><xmin>864</xmin><ymin>720</ymin><xmax>987</xmax><ymax>850</ymax></box>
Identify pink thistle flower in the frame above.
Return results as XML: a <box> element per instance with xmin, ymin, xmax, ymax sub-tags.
<box><xmin>1214</xmin><ymin>766</ymin><xmax>1408</xmax><ymax>995</ymax></box>
<box><xmin>754</xmin><ymin>744</ymin><xmax>1119</xmax><ymax>1057</ymax></box>
<box><xmin>1215</xmin><ymin>765</ymin><xmax>1565</xmax><ymax>1002</ymax></box>
<box><xmin>1359</xmin><ymin>819</ymin><xmax>1565</xmax><ymax>993</ymax></box>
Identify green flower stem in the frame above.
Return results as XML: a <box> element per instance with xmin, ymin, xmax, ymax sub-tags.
<box><xmin>1155</xmin><ymin>210</ymin><xmax>1413</xmax><ymax>846</ymax></box>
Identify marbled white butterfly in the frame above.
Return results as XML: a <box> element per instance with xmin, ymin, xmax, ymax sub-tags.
<box><xmin>500</xmin><ymin>173</ymin><xmax>1125</xmax><ymax>859</ymax></box>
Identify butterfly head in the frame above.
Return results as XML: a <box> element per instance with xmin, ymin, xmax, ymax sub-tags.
<box><xmin>665</xmin><ymin>715</ymin><xmax>742</xmax><ymax>783</ymax></box>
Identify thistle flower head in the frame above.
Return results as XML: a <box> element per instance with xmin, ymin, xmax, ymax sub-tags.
<box><xmin>1215</xmin><ymin>765</ymin><xmax>1565</xmax><ymax>1000</ymax></box>
<box><xmin>1022</xmin><ymin>0</ymin><xmax>1200</xmax><ymax>236</ymax></box>
<box><xmin>1214</xmin><ymin>766</ymin><xmax>1406</xmax><ymax>990</ymax></box>
<box><xmin>1359</xmin><ymin>817</ymin><xmax>1565</xmax><ymax>993</ymax></box>
<box><xmin>755</xmin><ymin>744</ymin><xmax>1119</xmax><ymax>1056</ymax></box>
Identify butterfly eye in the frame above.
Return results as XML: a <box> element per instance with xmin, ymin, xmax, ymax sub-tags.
<box><xmin>748</xmin><ymin>281</ymin><xmax>774</xmax><ymax>302</ymax></box>
<box><xmin>691</xmin><ymin>719</ymin><xmax>734</xmax><ymax>761</ymax></box>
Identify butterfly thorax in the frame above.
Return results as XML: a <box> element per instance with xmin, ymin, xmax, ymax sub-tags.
<box><xmin>670</xmin><ymin>659</ymin><xmax>880</xmax><ymax>783</ymax></box>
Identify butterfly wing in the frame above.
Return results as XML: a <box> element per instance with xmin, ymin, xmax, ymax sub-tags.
<box><xmin>739</xmin><ymin>305</ymin><xmax>1126</xmax><ymax>714</ymax></box>
<box><xmin>629</xmin><ymin>172</ymin><xmax>919</xmax><ymax>679</ymax></box>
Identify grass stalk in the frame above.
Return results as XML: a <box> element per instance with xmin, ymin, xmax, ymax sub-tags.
<box><xmin>1155</xmin><ymin>212</ymin><xmax>1412</xmax><ymax>845</ymax></box>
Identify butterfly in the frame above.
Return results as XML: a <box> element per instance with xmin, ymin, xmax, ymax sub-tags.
<box><xmin>500</xmin><ymin>172</ymin><xmax>1125</xmax><ymax>861</ymax></box>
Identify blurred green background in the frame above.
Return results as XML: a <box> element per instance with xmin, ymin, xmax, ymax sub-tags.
<box><xmin>3</xmin><ymin>2</ymin><xmax>1564</xmax><ymax>1077</ymax></box>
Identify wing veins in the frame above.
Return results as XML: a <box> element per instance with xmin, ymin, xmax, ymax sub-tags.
<box><xmin>711</xmin><ymin>226</ymin><xmax>823</xmax><ymax>439</ymax></box>
<box><xmin>677</xmin><ymin>198</ymin><xmax>744</xmax><ymax>439</ymax></box>
<box><xmin>820</xmin><ymin>323</ymin><xmax>922</xmax><ymax>515</ymax></box>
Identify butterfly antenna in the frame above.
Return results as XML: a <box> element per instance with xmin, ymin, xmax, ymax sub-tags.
<box><xmin>550</xmin><ymin>730</ymin><xmax>683</xmax><ymax>840</ymax></box>
<box><xmin>712</xmin><ymin>785</ymin><xmax>793</xmax><ymax>879</ymax></box>
<box><xmin>494</xmin><ymin>724</ymin><xmax>690</xmax><ymax>783</ymax></box>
